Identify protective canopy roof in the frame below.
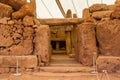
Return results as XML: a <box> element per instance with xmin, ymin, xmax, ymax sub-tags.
<box><xmin>28</xmin><ymin>0</ymin><xmax>116</xmax><ymax>18</ymax></box>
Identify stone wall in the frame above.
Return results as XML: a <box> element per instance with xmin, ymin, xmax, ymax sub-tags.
<box><xmin>74</xmin><ymin>0</ymin><xmax>120</xmax><ymax>72</ymax></box>
<box><xmin>0</xmin><ymin>1</ymin><xmax>51</xmax><ymax>74</ymax></box>
<box><xmin>75</xmin><ymin>0</ymin><xmax>120</xmax><ymax>68</ymax></box>
<box><xmin>0</xmin><ymin>16</ymin><xmax>51</xmax><ymax>74</ymax></box>
<box><xmin>0</xmin><ymin>0</ymin><xmax>34</xmax><ymax>19</ymax></box>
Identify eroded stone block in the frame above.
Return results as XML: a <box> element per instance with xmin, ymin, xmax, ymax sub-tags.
<box><xmin>96</xmin><ymin>56</ymin><xmax>120</xmax><ymax>73</ymax></box>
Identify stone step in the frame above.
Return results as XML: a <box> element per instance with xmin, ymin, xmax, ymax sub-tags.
<box><xmin>9</xmin><ymin>73</ymin><xmax>99</xmax><ymax>80</ymax></box>
<box><xmin>49</xmin><ymin>63</ymin><xmax>83</xmax><ymax>67</ymax></box>
<box><xmin>40</xmin><ymin>66</ymin><xmax>93</xmax><ymax>73</ymax></box>
<box><xmin>33</xmin><ymin>72</ymin><xmax>96</xmax><ymax>77</ymax></box>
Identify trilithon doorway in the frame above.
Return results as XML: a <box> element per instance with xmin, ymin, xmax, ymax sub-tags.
<box><xmin>50</xmin><ymin>26</ymin><xmax>79</xmax><ymax>66</ymax></box>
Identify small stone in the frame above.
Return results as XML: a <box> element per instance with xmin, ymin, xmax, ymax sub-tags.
<box><xmin>23</xmin><ymin>16</ymin><xmax>34</xmax><ymax>26</ymax></box>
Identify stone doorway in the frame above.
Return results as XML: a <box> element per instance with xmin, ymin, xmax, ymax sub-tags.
<box><xmin>50</xmin><ymin>25</ymin><xmax>78</xmax><ymax>65</ymax></box>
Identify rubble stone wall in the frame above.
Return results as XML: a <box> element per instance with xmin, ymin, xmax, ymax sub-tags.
<box><xmin>0</xmin><ymin>16</ymin><xmax>51</xmax><ymax>74</ymax></box>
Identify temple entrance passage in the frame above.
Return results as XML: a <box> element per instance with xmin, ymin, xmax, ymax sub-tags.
<box><xmin>50</xmin><ymin>25</ymin><xmax>72</xmax><ymax>54</ymax></box>
<box><xmin>50</xmin><ymin>25</ymin><xmax>73</xmax><ymax>55</ymax></box>
<box><xmin>39</xmin><ymin>17</ymin><xmax>83</xmax><ymax>65</ymax></box>
<box><xmin>50</xmin><ymin>25</ymin><xmax>77</xmax><ymax>65</ymax></box>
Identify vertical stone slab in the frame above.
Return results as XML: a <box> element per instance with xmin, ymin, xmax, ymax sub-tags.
<box><xmin>82</xmin><ymin>8</ymin><xmax>91</xmax><ymax>20</ymax></box>
<box><xmin>34</xmin><ymin>25</ymin><xmax>50</xmax><ymax>65</ymax></box>
<box><xmin>76</xmin><ymin>23</ymin><xmax>97</xmax><ymax>66</ymax></box>
<box><xmin>66</xmin><ymin>9</ymin><xmax>72</xmax><ymax>55</ymax></box>
<box><xmin>66</xmin><ymin>31</ymin><xmax>71</xmax><ymax>55</ymax></box>
<box><xmin>74</xmin><ymin>25</ymin><xmax>79</xmax><ymax>61</ymax></box>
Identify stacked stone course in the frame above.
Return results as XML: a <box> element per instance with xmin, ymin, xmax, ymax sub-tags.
<box><xmin>0</xmin><ymin>16</ymin><xmax>50</xmax><ymax>73</ymax></box>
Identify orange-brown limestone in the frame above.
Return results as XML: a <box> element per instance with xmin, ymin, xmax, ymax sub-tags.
<box><xmin>111</xmin><ymin>4</ymin><xmax>120</xmax><ymax>19</ymax></box>
<box><xmin>0</xmin><ymin>0</ymin><xmax>27</xmax><ymax>10</ymax></box>
<box><xmin>34</xmin><ymin>25</ymin><xmax>50</xmax><ymax>65</ymax></box>
<box><xmin>0</xmin><ymin>68</ymin><xmax>9</xmax><ymax>73</ymax></box>
<box><xmin>0</xmin><ymin>16</ymin><xmax>34</xmax><ymax>55</ymax></box>
<box><xmin>12</xmin><ymin>3</ymin><xmax>34</xmax><ymax>19</ymax></box>
<box><xmin>92</xmin><ymin>10</ymin><xmax>113</xmax><ymax>20</ymax></box>
<box><xmin>76</xmin><ymin>23</ymin><xmax>97</xmax><ymax>66</ymax></box>
<box><xmin>0</xmin><ymin>55</ymin><xmax>37</xmax><ymax>68</ymax></box>
<box><xmin>96</xmin><ymin>20</ymin><xmax>120</xmax><ymax>56</ymax></box>
<box><xmin>89</xmin><ymin>4</ymin><xmax>108</xmax><ymax>13</ymax></box>
<box><xmin>82</xmin><ymin>8</ymin><xmax>91</xmax><ymax>19</ymax></box>
<box><xmin>96</xmin><ymin>56</ymin><xmax>120</xmax><ymax>73</ymax></box>
<box><xmin>0</xmin><ymin>3</ymin><xmax>13</xmax><ymax>18</ymax></box>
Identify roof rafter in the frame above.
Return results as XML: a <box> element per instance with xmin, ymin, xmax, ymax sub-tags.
<box><xmin>56</xmin><ymin>0</ymin><xmax>66</xmax><ymax>18</ymax></box>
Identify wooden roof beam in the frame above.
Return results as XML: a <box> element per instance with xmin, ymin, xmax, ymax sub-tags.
<box><xmin>56</xmin><ymin>0</ymin><xmax>66</xmax><ymax>18</ymax></box>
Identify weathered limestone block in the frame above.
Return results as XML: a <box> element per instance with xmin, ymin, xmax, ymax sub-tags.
<box><xmin>0</xmin><ymin>36</ymin><xmax>13</xmax><ymax>47</ymax></box>
<box><xmin>51</xmin><ymin>31</ymin><xmax>57</xmax><ymax>38</ymax></box>
<box><xmin>89</xmin><ymin>4</ymin><xmax>108</xmax><ymax>12</ymax></box>
<box><xmin>56</xmin><ymin>30</ymin><xmax>65</xmax><ymax>38</ymax></box>
<box><xmin>74</xmin><ymin>26</ymin><xmax>79</xmax><ymax>62</ymax></box>
<box><xmin>82</xmin><ymin>8</ymin><xmax>91</xmax><ymax>19</ymax></box>
<box><xmin>23</xmin><ymin>16</ymin><xmax>34</xmax><ymax>26</ymax></box>
<box><xmin>33</xmin><ymin>18</ymin><xmax>41</xmax><ymax>26</ymax></box>
<box><xmin>96</xmin><ymin>56</ymin><xmax>120</xmax><ymax>73</ymax></box>
<box><xmin>9</xmin><ymin>45</ymin><xmax>31</xmax><ymax>55</ymax></box>
<box><xmin>0</xmin><ymin>25</ymin><xmax>13</xmax><ymax>47</ymax></box>
<box><xmin>12</xmin><ymin>3</ymin><xmax>34</xmax><ymax>19</ymax></box>
<box><xmin>96</xmin><ymin>20</ymin><xmax>120</xmax><ymax>56</ymax></box>
<box><xmin>0</xmin><ymin>49</ymin><xmax>10</xmax><ymax>55</ymax></box>
<box><xmin>76</xmin><ymin>23</ymin><xmax>97</xmax><ymax>66</ymax></box>
<box><xmin>0</xmin><ymin>3</ymin><xmax>13</xmax><ymax>18</ymax></box>
<box><xmin>115</xmin><ymin>0</ymin><xmax>120</xmax><ymax>5</ymax></box>
<box><xmin>22</xmin><ymin>40</ymin><xmax>33</xmax><ymax>54</ymax></box>
<box><xmin>108</xmin><ymin>5</ymin><xmax>115</xmax><ymax>10</ymax></box>
<box><xmin>111</xmin><ymin>5</ymin><xmax>120</xmax><ymax>19</ymax></box>
<box><xmin>34</xmin><ymin>25</ymin><xmax>50</xmax><ymax>64</ymax></box>
<box><xmin>0</xmin><ymin>56</ymin><xmax>37</xmax><ymax>68</ymax></box>
<box><xmin>73</xmin><ymin>13</ymin><xmax>78</xmax><ymax>18</ymax></box>
<box><xmin>92</xmin><ymin>11</ymin><xmax>113</xmax><ymax>19</ymax></box>
<box><xmin>0</xmin><ymin>68</ymin><xmax>9</xmax><ymax>73</ymax></box>
<box><xmin>22</xmin><ymin>27</ymin><xmax>34</xmax><ymax>55</ymax></box>
<box><xmin>8</xmin><ymin>20</ymin><xmax>15</xmax><ymax>25</ymax></box>
<box><xmin>0</xmin><ymin>0</ymin><xmax>27</xmax><ymax>10</ymax></box>
<box><xmin>0</xmin><ymin>17</ymin><xmax>11</xmax><ymax>24</ymax></box>
<box><xmin>12</xmin><ymin>33</ymin><xmax>23</xmax><ymax>44</ymax></box>
<box><xmin>23</xmin><ymin>27</ymin><xmax>34</xmax><ymax>40</ymax></box>
<box><xmin>66</xmin><ymin>9</ymin><xmax>72</xmax><ymax>18</ymax></box>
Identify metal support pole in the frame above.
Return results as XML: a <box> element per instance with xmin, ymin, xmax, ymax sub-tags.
<box><xmin>13</xmin><ymin>56</ymin><xmax>21</xmax><ymax>76</ymax></box>
<box><xmin>91</xmin><ymin>52</ymin><xmax>98</xmax><ymax>74</ymax></box>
